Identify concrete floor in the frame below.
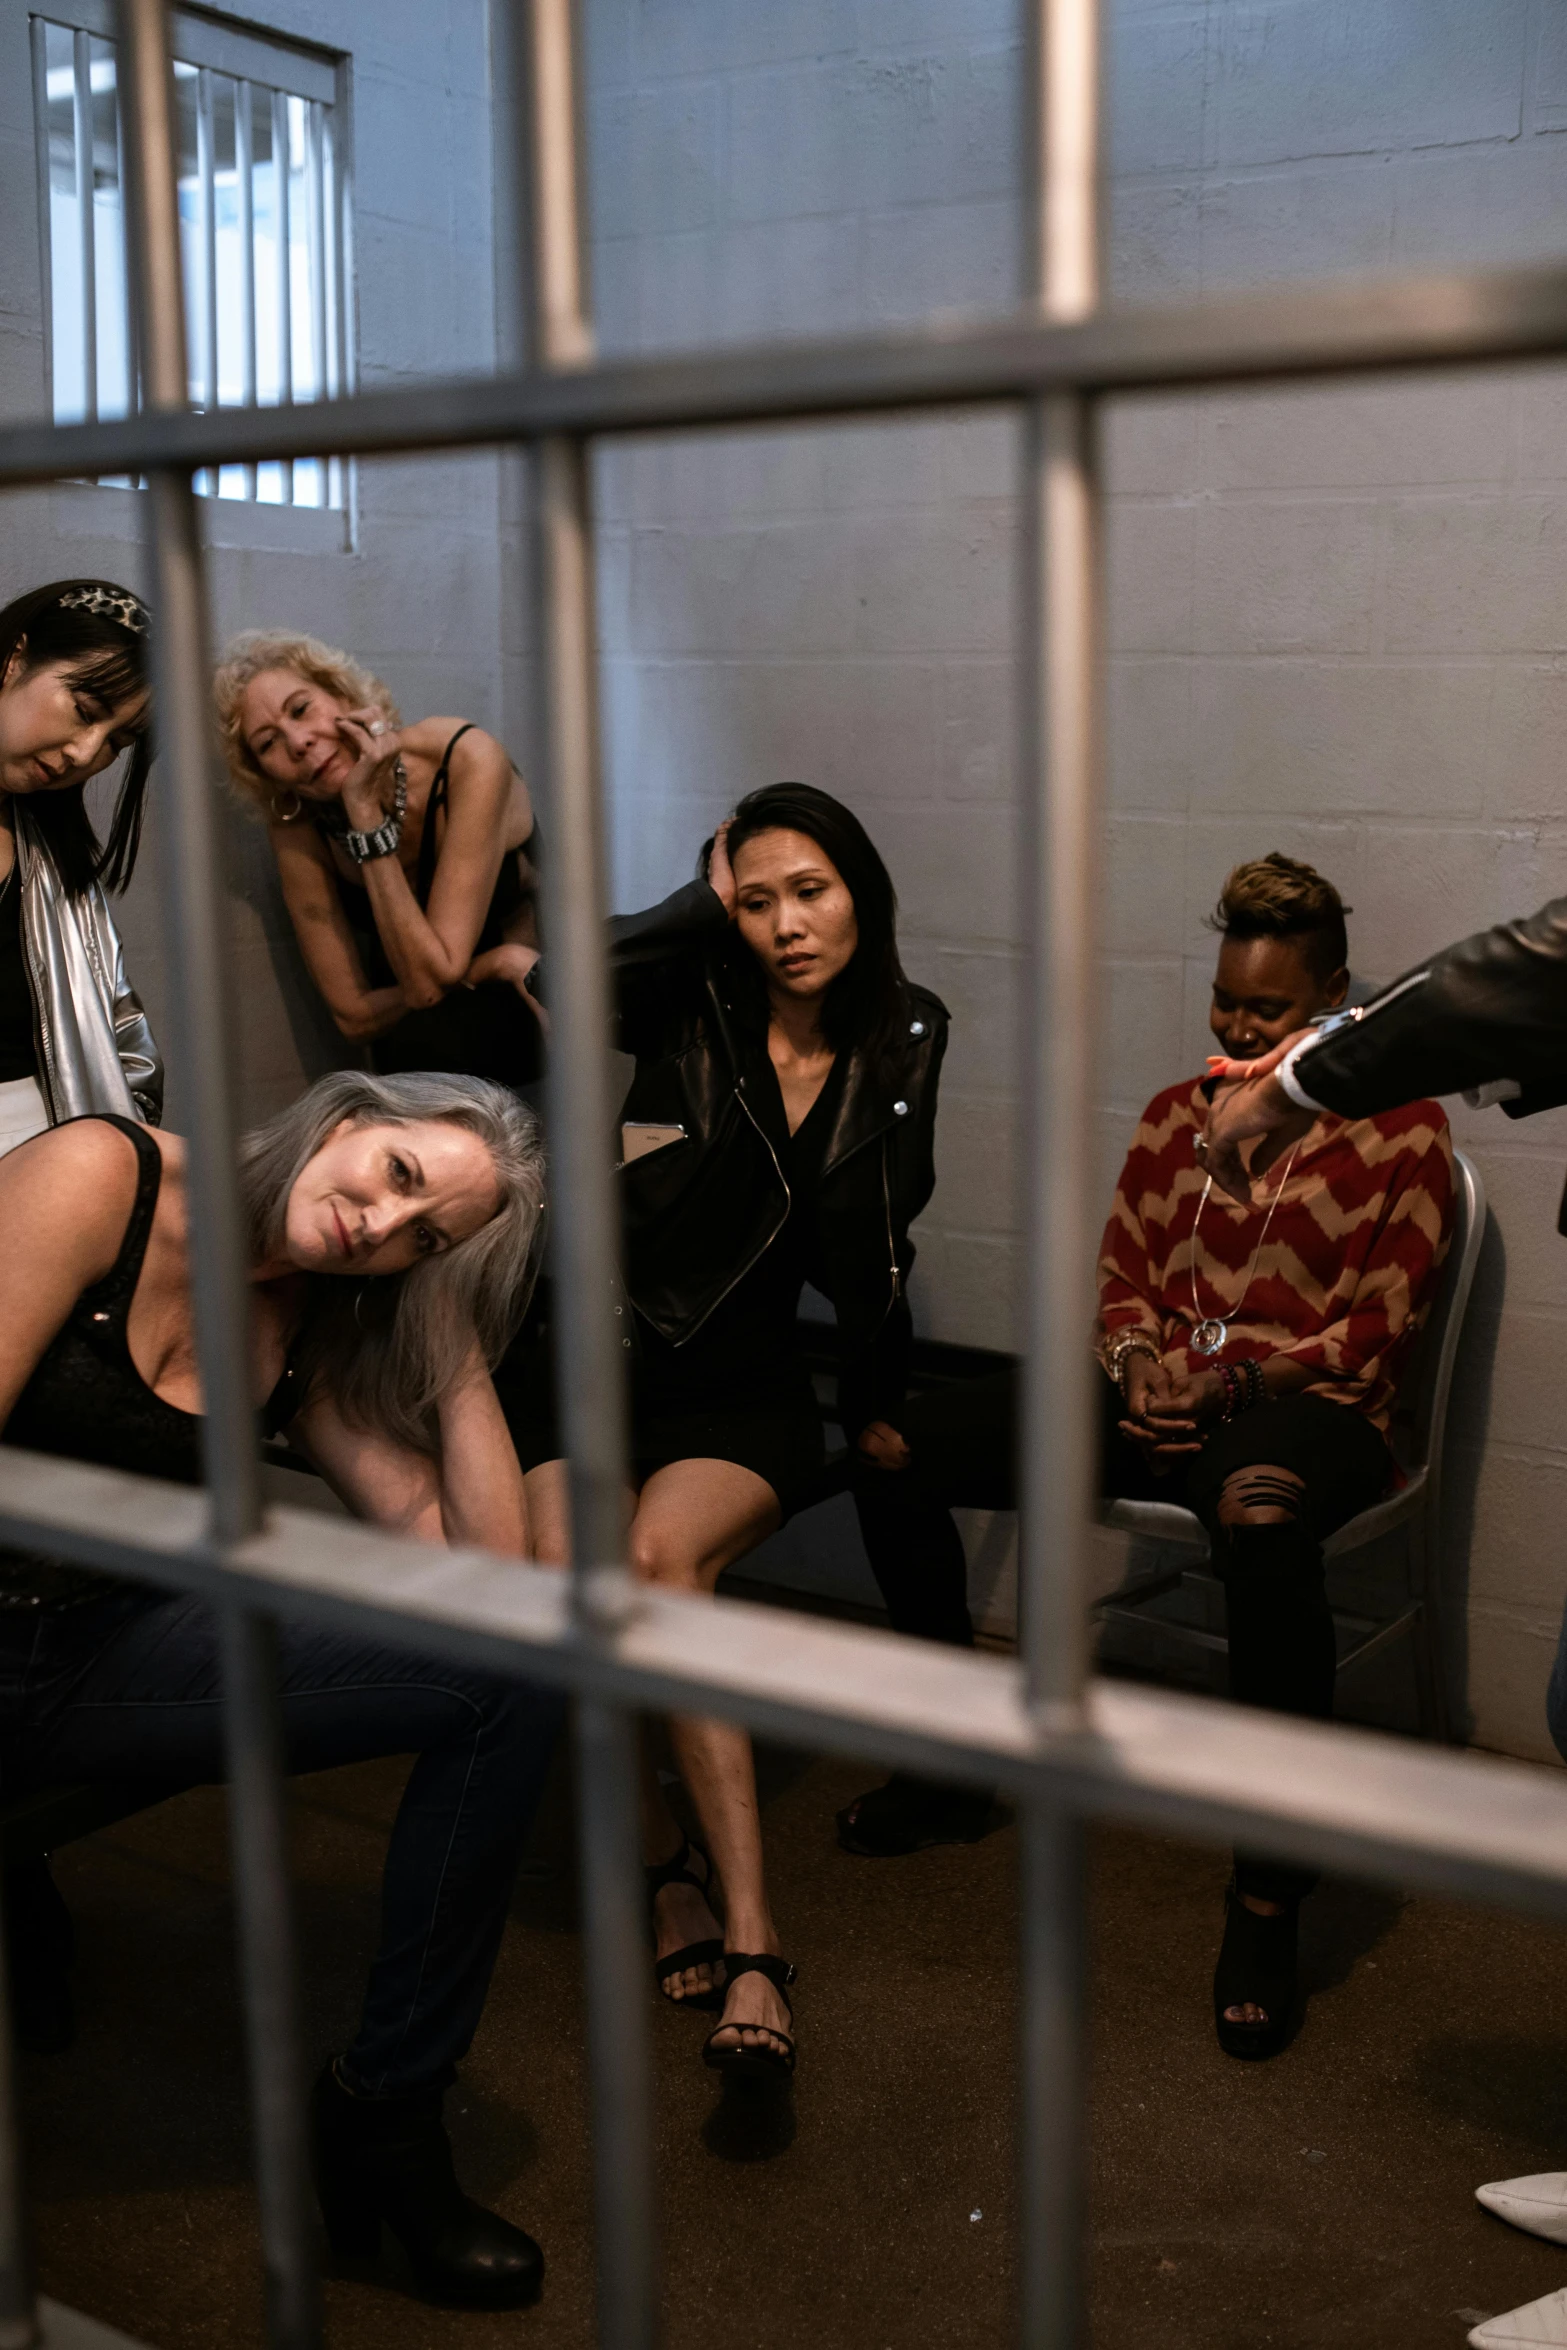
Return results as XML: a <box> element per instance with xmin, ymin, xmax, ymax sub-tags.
<box><xmin>18</xmin><ymin>1730</ymin><xmax>1567</xmax><ymax>2350</ymax></box>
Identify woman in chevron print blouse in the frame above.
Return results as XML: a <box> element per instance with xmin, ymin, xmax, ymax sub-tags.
<box><xmin>847</xmin><ymin>852</ymin><xmax>1454</xmax><ymax>2061</ymax></box>
<box><xmin>1097</xmin><ymin>852</ymin><xmax>1454</xmax><ymax>2057</ymax></box>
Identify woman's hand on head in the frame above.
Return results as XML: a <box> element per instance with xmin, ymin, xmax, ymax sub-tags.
<box><xmin>334</xmin><ymin>707</ymin><xmax>403</xmax><ymax>829</ymax></box>
<box><xmin>857</xmin><ymin>1419</ymin><xmax>911</xmax><ymax>1472</ymax></box>
<box><xmin>707</xmin><ymin>819</ymin><xmax>737</xmax><ymax>918</ymax></box>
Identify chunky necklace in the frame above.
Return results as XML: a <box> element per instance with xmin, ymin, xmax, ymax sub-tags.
<box><xmin>1186</xmin><ymin>1139</ymin><xmax>1303</xmax><ymax>1357</ymax></box>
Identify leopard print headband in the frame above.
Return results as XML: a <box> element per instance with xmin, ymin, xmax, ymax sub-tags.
<box><xmin>54</xmin><ymin>585</ymin><xmax>151</xmax><ymax>637</ymax></box>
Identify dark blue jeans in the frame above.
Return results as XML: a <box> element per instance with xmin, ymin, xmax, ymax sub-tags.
<box><xmin>0</xmin><ymin>1588</ymin><xmax>565</xmax><ymax>2094</ymax></box>
<box><xmin>1547</xmin><ymin>1604</ymin><xmax>1567</xmax><ymax>1762</ymax></box>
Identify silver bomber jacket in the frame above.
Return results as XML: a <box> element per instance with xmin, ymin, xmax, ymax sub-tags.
<box><xmin>14</xmin><ymin>805</ymin><xmax>163</xmax><ymax>1126</ymax></box>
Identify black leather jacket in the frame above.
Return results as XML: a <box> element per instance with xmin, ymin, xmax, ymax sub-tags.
<box><xmin>1294</xmin><ymin>894</ymin><xmax>1567</xmax><ymax>1119</ymax></box>
<box><xmin>610</xmin><ymin>880</ymin><xmax>949</xmax><ymax>1438</ymax></box>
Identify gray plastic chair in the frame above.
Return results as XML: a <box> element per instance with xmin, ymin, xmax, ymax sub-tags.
<box><xmin>1095</xmin><ymin>1147</ymin><xmax>1485</xmax><ymax>1741</ymax></box>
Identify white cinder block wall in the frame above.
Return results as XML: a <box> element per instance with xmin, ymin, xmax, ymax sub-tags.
<box><xmin>0</xmin><ymin>0</ymin><xmax>514</xmax><ymax>1126</ymax></box>
<box><xmin>585</xmin><ymin>0</ymin><xmax>1567</xmax><ymax>1763</ymax></box>
<box><xmin>4</xmin><ymin>0</ymin><xmax>1567</xmax><ymax>1761</ymax></box>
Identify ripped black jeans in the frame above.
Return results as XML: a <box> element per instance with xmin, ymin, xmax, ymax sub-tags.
<box><xmin>852</xmin><ymin>1367</ymin><xmax>1391</xmax><ymax>1901</ymax></box>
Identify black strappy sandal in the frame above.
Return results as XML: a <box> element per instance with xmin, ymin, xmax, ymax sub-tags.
<box><xmin>1212</xmin><ymin>1880</ymin><xmax>1300</xmax><ymax>2061</ymax></box>
<box><xmin>646</xmin><ymin>1836</ymin><xmax>726</xmax><ymax>2014</ymax></box>
<box><xmin>701</xmin><ymin>1954</ymin><xmax>797</xmax><ymax>2084</ymax></box>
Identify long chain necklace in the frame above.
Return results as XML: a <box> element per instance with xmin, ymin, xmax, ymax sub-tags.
<box><xmin>1186</xmin><ymin>1139</ymin><xmax>1303</xmax><ymax>1357</ymax></box>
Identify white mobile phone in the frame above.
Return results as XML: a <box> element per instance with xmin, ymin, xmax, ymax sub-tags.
<box><xmin>619</xmin><ymin>1121</ymin><xmax>688</xmax><ymax>1166</ymax></box>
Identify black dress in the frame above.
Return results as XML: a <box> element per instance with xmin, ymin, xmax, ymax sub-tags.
<box><xmin>0</xmin><ymin>1117</ymin><xmax>295</xmax><ymax>1607</ymax></box>
<box><xmin>625</xmin><ymin>1056</ymin><xmax>841</xmax><ymax>1515</ymax></box>
<box><xmin>502</xmin><ymin>1057</ymin><xmax>837</xmax><ymax>1518</ymax></box>
<box><xmin>329</xmin><ymin>723</ymin><xmax>543</xmax><ymax>1090</ymax></box>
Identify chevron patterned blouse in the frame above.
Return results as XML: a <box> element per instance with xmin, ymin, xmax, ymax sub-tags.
<box><xmin>1096</xmin><ymin>1078</ymin><xmax>1455</xmax><ymax>1433</ymax></box>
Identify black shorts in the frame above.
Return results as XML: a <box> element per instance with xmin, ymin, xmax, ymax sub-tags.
<box><xmin>492</xmin><ymin>1296</ymin><xmax>827</xmax><ymax>1523</ymax></box>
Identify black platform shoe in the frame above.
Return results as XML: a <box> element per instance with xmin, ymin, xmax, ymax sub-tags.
<box><xmin>836</xmin><ymin>1772</ymin><xmax>993</xmax><ymax>1857</ymax></box>
<box><xmin>310</xmin><ymin>2061</ymin><xmax>544</xmax><ymax>2308</ymax></box>
<box><xmin>5</xmin><ymin>1858</ymin><xmax>76</xmax><ymax>2055</ymax></box>
<box><xmin>1212</xmin><ymin>1881</ymin><xmax>1301</xmax><ymax>2061</ymax></box>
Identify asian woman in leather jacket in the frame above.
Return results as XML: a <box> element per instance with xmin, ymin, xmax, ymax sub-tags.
<box><xmin>517</xmin><ymin>784</ymin><xmax>947</xmax><ymax>2084</ymax></box>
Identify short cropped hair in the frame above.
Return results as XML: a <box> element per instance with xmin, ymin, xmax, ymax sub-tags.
<box><xmin>213</xmin><ymin>629</ymin><xmax>399</xmax><ymax>808</ymax></box>
<box><xmin>1206</xmin><ymin>851</ymin><xmax>1350</xmax><ymax>982</ymax></box>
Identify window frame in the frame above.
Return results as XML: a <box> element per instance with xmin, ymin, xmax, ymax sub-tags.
<box><xmin>28</xmin><ymin>0</ymin><xmax>355</xmax><ymax>521</ymax></box>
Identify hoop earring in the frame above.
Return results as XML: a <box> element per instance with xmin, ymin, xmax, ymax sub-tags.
<box><xmin>352</xmin><ymin>1282</ymin><xmax>369</xmax><ymax>1331</ymax></box>
<box><xmin>270</xmin><ymin>789</ymin><xmax>302</xmax><ymax>824</ymax></box>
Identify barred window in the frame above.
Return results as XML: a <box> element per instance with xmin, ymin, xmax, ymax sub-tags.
<box><xmin>30</xmin><ymin>3</ymin><xmax>350</xmax><ymax>508</ymax></box>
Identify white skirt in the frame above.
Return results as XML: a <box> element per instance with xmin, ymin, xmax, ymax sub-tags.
<box><xmin>0</xmin><ymin>1076</ymin><xmax>51</xmax><ymax>1158</ymax></box>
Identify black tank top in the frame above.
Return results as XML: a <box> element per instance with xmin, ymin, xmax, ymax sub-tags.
<box><xmin>0</xmin><ymin>865</ymin><xmax>38</xmax><ymax>1086</ymax></box>
<box><xmin>329</xmin><ymin>724</ymin><xmax>543</xmax><ymax>1089</ymax></box>
<box><xmin>0</xmin><ymin>1118</ymin><xmax>295</xmax><ymax>1607</ymax></box>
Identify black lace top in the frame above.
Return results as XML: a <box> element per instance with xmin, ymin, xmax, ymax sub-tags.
<box><xmin>0</xmin><ymin>1117</ymin><xmax>296</xmax><ymax>1608</ymax></box>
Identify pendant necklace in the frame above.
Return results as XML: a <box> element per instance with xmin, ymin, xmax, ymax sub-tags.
<box><xmin>1186</xmin><ymin>1138</ymin><xmax>1303</xmax><ymax>1358</ymax></box>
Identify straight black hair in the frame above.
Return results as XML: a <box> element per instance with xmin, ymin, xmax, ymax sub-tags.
<box><xmin>0</xmin><ymin>579</ymin><xmax>153</xmax><ymax>894</ymax></box>
<box><xmin>706</xmin><ymin>781</ymin><xmax>911</xmax><ymax>1071</ymax></box>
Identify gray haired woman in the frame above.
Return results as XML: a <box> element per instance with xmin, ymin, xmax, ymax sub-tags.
<box><xmin>0</xmin><ymin>1069</ymin><xmax>559</xmax><ymax>2310</ymax></box>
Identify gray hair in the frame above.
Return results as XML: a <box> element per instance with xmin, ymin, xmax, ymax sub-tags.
<box><xmin>241</xmin><ymin>1070</ymin><xmax>546</xmax><ymax>1453</ymax></box>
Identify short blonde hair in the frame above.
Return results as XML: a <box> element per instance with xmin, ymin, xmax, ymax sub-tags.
<box><xmin>213</xmin><ymin>629</ymin><xmax>400</xmax><ymax>806</ymax></box>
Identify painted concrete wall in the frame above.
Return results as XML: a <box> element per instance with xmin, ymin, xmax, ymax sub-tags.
<box><xmin>583</xmin><ymin>1</ymin><xmax>1567</xmax><ymax>1763</ymax></box>
<box><xmin>5</xmin><ymin>0</ymin><xmax>1567</xmax><ymax>1763</ymax></box>
<box><xmin>0</xmin><ymin>0</ymin><xmax>514</xmax><ymax>1126</ymax></box>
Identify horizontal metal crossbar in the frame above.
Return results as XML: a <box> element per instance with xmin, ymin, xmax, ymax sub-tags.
<box><xmin>4</xmin><ymin>261</ymin><xmax>1567</xmax><ymax>486</ymax></box>
<box><xmin>4</xmin><ymin>1445</ymin><xmax>1566</xmax><ymax>1920</ymax></box>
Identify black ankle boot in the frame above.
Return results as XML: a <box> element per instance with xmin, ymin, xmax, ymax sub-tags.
<box><xmin>310</xmin><ymin>2061</ymin><xmax>543</xmax><ymax>2308</ymax></box>
<box><xmin>836</xmin><ymin>1773</ymin><xmax>993</xmax><ymax>1857</ymax></box>
<box><xmin>5</xmin><ymin>1858</ymin><xmax>76</xmax><ymax>2055</ymax></box>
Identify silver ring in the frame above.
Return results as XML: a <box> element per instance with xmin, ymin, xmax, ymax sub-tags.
<box><xmin>1193</xmin><ymin>1133</ymin><xmax>1209</xmax><ymax>1158</ymax></box>
<box><xmin>368</xmin><ymin>720</ymin><xmax>387</xmax><ymax>738</ymax></box>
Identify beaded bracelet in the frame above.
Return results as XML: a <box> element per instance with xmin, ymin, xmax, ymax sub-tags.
<box><xmin>1240</xmin><ymin>1356</ymin><xmax>1266</xmax><ymax>1413</ymax></box>
<box><xmin>1216</xmin><ymin>1362</ymin><xmax>1242</xmax><ymax>1422</ymax></box>
<box><xmin>1104</xmin><ymin>1327</ymin><xmax>1160</xmax><ymax>1401</ymax></box>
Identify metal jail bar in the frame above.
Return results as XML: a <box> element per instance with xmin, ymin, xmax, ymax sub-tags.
<box><xmin>0</xmin><ymin>1</ymin><xmax>1564</xmax><ymax>2347</ymax></box>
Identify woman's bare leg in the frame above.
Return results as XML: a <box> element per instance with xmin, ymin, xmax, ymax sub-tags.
<box><xmin>525</xmin><ymin>1455</ymin><xmax>744</xmax><ymax>2007</ymax></box>
<box><xmin>629</xmin><ymin>1458</ymin><xmax>792</xmax><ymax>2057</ymax></box>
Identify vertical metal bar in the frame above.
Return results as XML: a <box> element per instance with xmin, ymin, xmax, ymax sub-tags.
<box><xmin>306</xmin><ymin>101</ymin><xmax>327</xmax><ymax>401</ymax></box>
<box><xmin>305</xmin><ymin>98</ymin><xmax>327</xmax><ymax>504</ymax></box>
<box><xmin>573</xmin><ymin>1701</ymin><xmax>657</xmax><ymax>2350</ymax></box>
<box><xmin>72</xmin><ymin>28</ymin><xmax>97</xmax><ymax>423</ymax></box>
<box><xmin>30</xmin><ymin>19</ymin><xmax>55</xmax><ymax>427</ymax></box>
<box><xmin>236</xmin><ymin>79</ymin><xmax>256</xmax><ymax>497</ymax></box>
<box><xmin>116</xmin><ymin>11</ymin><xmax>314</xmax><ymax>2348</ymax></box>
<box><xmin>521</xmin><ymin>0</ymin><xmax>624</xmax><ymax>1618</ymax></box>
<box><xmin>115</xmin><ymin>69</ymin><xmax>142</xmax><ymax>429</ymax></box>
<box><xmin>514</xmin><ymin>8</ymin><xmax>654</xmax><ymax>2348</ymax></box>
<box><xmin>1020</xmin><ymin>0</ymin><xmax>1101</xmax><ymax>1721</ymax></box>
<box><xmin>325</xmin><ymin>96</ymin><xmax>349</xmax><ymax>508</ymax></box>
<box><xmin>116</xmin><ymin>0</ymin><xmax>259</xmax><ymax>1544</ymax></box>
<box><xmin>272</xmin><ymin>86</ymin><xmax>293</xmax><ymax>502</ymax></box>
<box><xmin>221</xmin><ymin>1610</ymin><xmax>320</xmax><ymax>2350</ymax></box>
<box><xmin>196</xmin><ymin>66</ymin><xmax>217</xmax><ymax>491</ymax></box>
<box><xmin>1018</xmin><ymin>3</ymin><xmax>1100</xmax><ymax>2345</ymax></box>
<box><xmin>1019</xmin><ymin>1805</ymin><xmax>1086</xmax><ymax>2350</ymax></box>
<box><xmin>0</xmin><ymin>1898</ymin><xmax>37</xmax><ymax>2350</ymax></box>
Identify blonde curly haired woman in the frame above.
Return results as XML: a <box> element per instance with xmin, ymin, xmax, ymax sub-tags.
<box><xmin>214</xmin><ymin>631</ymin><xmax>543</xmax><ymax>1089</ymax></box>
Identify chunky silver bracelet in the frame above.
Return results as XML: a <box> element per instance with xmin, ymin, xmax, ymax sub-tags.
<box><xmin>342</xmin><ymin>760</ymin><xmax>408</xmax><ymax>865</ymax></box>
<box><xmin>1103</xmin><ymin>1327</ymin><xmax>1160</xmax><ymax>1400</ymax></box>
